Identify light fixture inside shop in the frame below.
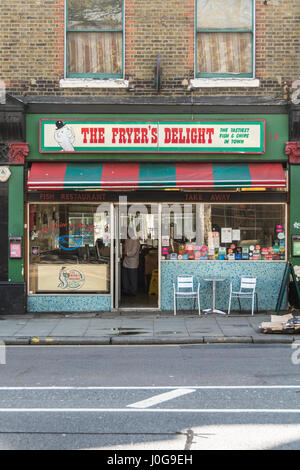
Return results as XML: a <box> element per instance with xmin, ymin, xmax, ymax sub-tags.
<box><xmin>241</xmin><ymin>187</ymin><xmax>267</xmax><ymax>191</ymax></box>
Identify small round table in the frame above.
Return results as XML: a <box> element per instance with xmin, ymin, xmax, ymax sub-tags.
<box><xmin>202</xmin><ymin>277</ymin><xmax>228</xmax><ymax>315</ymax></box>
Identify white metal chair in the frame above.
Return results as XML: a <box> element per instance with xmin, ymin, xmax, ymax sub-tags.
<box><xmin>228</xmin><ymin>276</ymin><xmax>258</xmax><ymax>315</ymax></box>
<box><xmin>173</xmin><ymin>276</ymin><xmax>201</xmax><ymax>315</ymax></box>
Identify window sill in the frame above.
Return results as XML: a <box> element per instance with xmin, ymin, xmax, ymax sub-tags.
<box><xmin>189</xmin><ymin>78</ymin><xmax>260</xmax><ymax>89</ymax></box>
<box><xmin>60</xmin><ymin>78</ymin><xmax>129</xmax><ymax>89</ymax></box>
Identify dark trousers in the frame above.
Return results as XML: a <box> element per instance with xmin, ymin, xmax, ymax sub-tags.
<box><xmin>122</xmin><ymin>267</ymin><xmax>138</xmax><ymax>296</ymax></box>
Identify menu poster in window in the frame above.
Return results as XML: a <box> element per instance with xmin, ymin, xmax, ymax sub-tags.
<box><xmin>221</xmin><ymin>228</ymin><xmax>232</xmax><ymax>244</ymax></box>
<box><xmin>162</xmin><ymin>236</ymin><xmax>170</xmax><ymax>247</ymax></box>
<box><xmin>208</xmin><ymin>232</ymin><xmax>220</xmax><ymax>250</ymax></box>
<box><xmin>232</xmin><ymin>229</ymin><xmax>241</xmax><ymax>241</ymax></box>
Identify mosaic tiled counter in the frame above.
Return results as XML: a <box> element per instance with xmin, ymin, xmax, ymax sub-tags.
<box><xmin>161</xmin><ymin>261</ymin><xmax>287</xmax><ymax>312</ymax></box>
<box><xmin>28</xmin><ymin>295</ymin><xmax>111</xmax><ymax>312</ymax></box>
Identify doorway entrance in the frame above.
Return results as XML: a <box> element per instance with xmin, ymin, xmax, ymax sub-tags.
<box><xmin>114</xmin><ymin>203</ymin><xmax>160</xmax><ymax>309</ymax></box>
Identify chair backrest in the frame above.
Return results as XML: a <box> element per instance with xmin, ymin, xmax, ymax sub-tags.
<box><xmin>240</xmin><ymin>276</ymin><xmax>256</xmax><ymax>292</ymax></box>
<box><xmin>177</xmin><ymin>276</ymin><xmax>194</xmax><ymax>291</ymax></box>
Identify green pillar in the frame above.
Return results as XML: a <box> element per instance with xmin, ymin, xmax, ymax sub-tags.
<box><xmin>289</xmin><ymin>164</ymin><xmax>300</xmax><ymax>266</ymax></box>
<box><xmin>8</xmin><ymin>165</ymin><xmax>24</xmax><ymax>282</ymax></box>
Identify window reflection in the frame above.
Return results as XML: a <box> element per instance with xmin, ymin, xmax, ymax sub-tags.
<box><xmin>161</xmin><ymin>203</ymin><xmax>286</xmax><ymax>261</ymax></box>
<box><xmin>29</xmin><ymin>204</ymin><xmax>110</xmax><ymax>294</ymax></box>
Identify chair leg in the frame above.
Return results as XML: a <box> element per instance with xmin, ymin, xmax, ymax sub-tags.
<box><xmin>251</xmin><ymin>294</ymin><xmax>254</xmax><ymax>316</ymax></box>
<box><xmin>198</xmin><ymin>293</ymin><xmax>201</xmax><ymax>315</ymax></box>
<box><xmin>256</xmin><ymin>293</ymin><xmax>258</xmax><ymax>313</ymax></box>
<box><xmin>228</xmin><ymin>292</ymin><xmax>232</xmax><ymax>315</ymax></box>
<box><xmin>238</xmin><ymin>297</ymin><xmax>242</xmax><ymax>313</ymax></box>
<box><xmin>174</xmin><ymin>293</ymin><xmax>176</xmax><ymax>316</ymax></box>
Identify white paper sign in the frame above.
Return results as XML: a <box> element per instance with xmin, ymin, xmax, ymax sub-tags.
<box><xmin>232</xmin><ymin>229</ymin><xmax>241</xmax><ymax>241</ymax></box>
<box><xmin>208</xmin><ymin>232</ymin><xmax>220</xmax><ymax>249</ymax></box>
<box><xmin>221</xmin><ymin>228</ymin><xmax>232</xmax><ymax>243</ymax></box>
<box><xmin>162</xmin><ymin>236</ymin><xmax>170</xmax><ymax>246</ymax></box>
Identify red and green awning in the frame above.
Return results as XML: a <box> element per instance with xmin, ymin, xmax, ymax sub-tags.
<box><xmin>27</xmin><ymin>162</ymin><xmax>286</xmax><ymax>190</ymax></box>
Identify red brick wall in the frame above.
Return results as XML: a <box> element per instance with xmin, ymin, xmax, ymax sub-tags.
<box><xmin>125</xmin><ymin>0</ymin><xmax>195</xmax><ymax>91</ymax></box>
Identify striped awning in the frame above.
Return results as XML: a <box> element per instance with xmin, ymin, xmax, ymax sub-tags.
<box><xmin>27</xmin><ymin>162</ymin><xmax>286</xmax><ymax>190</ymax></box>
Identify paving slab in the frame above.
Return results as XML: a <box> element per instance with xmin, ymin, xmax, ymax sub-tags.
<box><xmin>12</xmin><ymin>319</ymin><xmax>60</xmax><ymax>337</ymax></box>
<box><xmin>0</xmin><ymin>320</ymin><xmax>31</xmax><ymax>336</ymax></box>
<box><xmin>49</xmin><ymin>319</ymin><xmax>91</xmax><ymax>337</ymax></box>
<box><xmin>187</xmin><ymin>319</ymin><xmax>224</xmax><ymax>336</ymax></box>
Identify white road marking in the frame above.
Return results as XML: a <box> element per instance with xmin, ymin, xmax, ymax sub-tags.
<box><xmin>0</xmin><ymin>408</ymin><xmax>300</xmax><ymax>413</ymax></box>
<box><xmin>0</xmin><ymin>385</ymin><xmax>299</xmax><ymax>390</ymax></box>
<box><xmin>0</xmin><ymin>386</ymin><xmax>299</xmax><ymax>414</ymax></box>
<box><xmin>127</xmin><ymin>388</ymin><xmax>196</xmax><ymax>409</ymax></box>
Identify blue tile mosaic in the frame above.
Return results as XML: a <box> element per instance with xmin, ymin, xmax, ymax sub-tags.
<box><xmin>28</xmin><ymin>262</ymin><xmax>287</xmax><ymax>313</ymax></box>
<box><xmin>28</xmin><ymin>295</ymin><xmax>111</xmax><ymax>312</ymax></box>
<box><xmin>161</xmin><ymin>261</ymin><xmax>287</xmax><ymax>312</ymax></box>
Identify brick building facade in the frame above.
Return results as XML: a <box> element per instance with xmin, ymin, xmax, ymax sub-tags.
<box><xmin>0</xmin><ymin>0</ymin><xmax>299</xmax><ymax>99</ymax></box>
<box><xmin>1</xmin><ymin>1</ymin><xmax>300</xmax><ymax>314</ymax></box>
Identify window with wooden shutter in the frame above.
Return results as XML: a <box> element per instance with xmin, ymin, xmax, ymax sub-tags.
<box><xmin>66</xmin><ymin>0</ymin><xmax>123</xmax><ymax>78</ymax></box>
<box><xmin>196</xmin><ymin>0</ymin><xmax>254</xmax><ymax>78</ymax></box>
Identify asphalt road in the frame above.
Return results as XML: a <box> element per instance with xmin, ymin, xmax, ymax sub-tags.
<box><xmin>0</xmin><ymin>344</ymin><xmax>300</xmax><ymax>451</ymax></box>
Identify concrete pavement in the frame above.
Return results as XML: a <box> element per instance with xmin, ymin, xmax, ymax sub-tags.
<box><xmin>0</xmin><ymin>311</ymin><xmax>299</xmax><ymax>345</ymax></box>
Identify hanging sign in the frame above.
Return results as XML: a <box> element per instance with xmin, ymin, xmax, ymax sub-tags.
<box><xmin>39</xmin><ymin>119</ymin><xmax>265</xmax><ymax>154</ymax></box>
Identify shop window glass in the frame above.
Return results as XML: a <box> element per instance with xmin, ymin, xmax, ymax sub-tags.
<box><xmin>67</xmin><ymin>0</ymin><xmax>123</xmax><ymax>78</ymax></box>
<box><xmin>196</xmin><ymin>0</ymin><xmax>254</xmax><ymax>78</ymax></box>
<box><xmin>161</xmin><ymin>203</ymin><xmax>286</xmax><ymax>261</ymax></box>
<box><xmin>29</xmin><ymin>204</ymin><xmax>111</xmax><ymax>294</ymax></box>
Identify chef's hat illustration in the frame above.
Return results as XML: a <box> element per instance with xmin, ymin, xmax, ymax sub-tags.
<box><xmin>56</xmin><ymin>120</ymin><xmax>65</xmax><ymax>130</ymax></box>
<box><xmin>54</xmin><ymin>120</ymin><xmax>75</xmax><ymax>152</ymax></box>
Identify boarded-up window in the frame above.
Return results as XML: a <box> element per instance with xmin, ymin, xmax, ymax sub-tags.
<box><xmin>196</xmin><ymin>0</ymin><xmax>253</xmax><ymax>77</ymax></box>
<box><xmin>67</xmin><ymin>0</ymin><xmax>123</xmax><ymax>77</ymax></box>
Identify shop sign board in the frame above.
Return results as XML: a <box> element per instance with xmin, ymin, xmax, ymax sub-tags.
<box><xmin>27</xmin><ymin>190</ymin><xmax>287</xmax><ymax>204</ymax></box>
<box><xmin>37</xmin><ymin>264</ymin><xmax>108</xmax><ymax>292</ymax></box>
<box><xmin>39</xmin><ymin>119</ymin><xmax>265</xmax><ymax>154</ymax></box>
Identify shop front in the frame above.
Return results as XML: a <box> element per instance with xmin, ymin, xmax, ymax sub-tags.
<box><xmin>25</xmin><ymin>114</ymin><xmax>289</xmax><ymax>313</ymax></box>
<box><xmin>0</xmin><ymin>95</ymin><xmax>27</xmax><ymax>315</ymax></box>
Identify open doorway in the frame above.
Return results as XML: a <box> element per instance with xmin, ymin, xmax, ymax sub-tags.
<box><xmin>115</xmin><ymin>203</ymin><xmax>159</xmax><ymax>309</ymax></box>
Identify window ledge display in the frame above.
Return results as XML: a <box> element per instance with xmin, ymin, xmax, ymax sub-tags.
<box><xmin>162</xmin><ymin>259</ymin><xmax>287</xmax><ymax>262</ymax></box>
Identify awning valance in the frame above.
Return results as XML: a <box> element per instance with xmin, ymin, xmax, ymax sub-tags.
<box><xmin>27</xmin><ymin>162</ymin><xmax>286</xmax><ymax>190</ymax></box>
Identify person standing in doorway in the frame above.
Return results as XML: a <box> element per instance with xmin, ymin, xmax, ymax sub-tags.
<box><xmin>122</xmin><ymin>227</ymin><xmax>140</xmax><ymax>296</ymax></box>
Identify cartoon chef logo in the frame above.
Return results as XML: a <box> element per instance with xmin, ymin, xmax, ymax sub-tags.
<box><xmin>58</xmin><ymin>266</ymin><xmax>85</xmax><ymax>290</ymax></box>
<box><xmin>54</xmin><ymin>120</ymin><xmax>75</xmax><ymax>152</ymax></box>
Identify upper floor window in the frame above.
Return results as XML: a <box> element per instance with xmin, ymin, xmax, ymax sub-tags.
<box><xmin>196</xmin><ymin>0</ymin><xmax>254</xmax><ymax>78</ymax></box>
<box><xmin>66</xmin><ymin>0</ymin><xmax>123</xmax><ymax>78</ymax></box>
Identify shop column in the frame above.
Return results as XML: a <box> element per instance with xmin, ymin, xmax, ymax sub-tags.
<box><xmin>0</xmin><ymin>142</ymin><xmax>28</xmax><ymax>314</ymax></box>
<box><xmin>286</xmin><ymin>142</ymin><xmax>300</xmax><ymax>267</ymax></box>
